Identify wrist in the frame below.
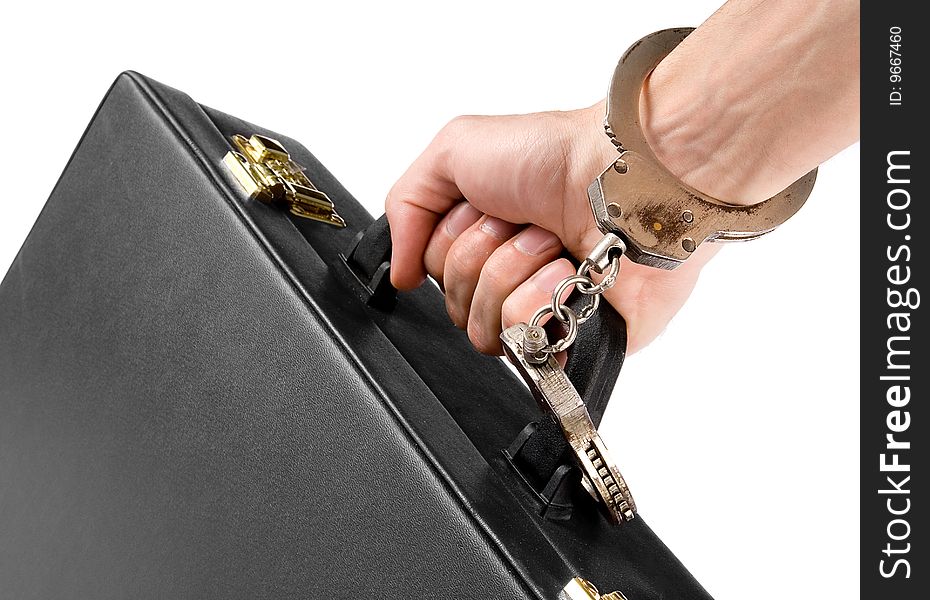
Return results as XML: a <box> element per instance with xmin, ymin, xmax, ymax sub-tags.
<box><xmin>563</xmin><ymin>100</ymin><xmax>621</xmax><ymax>257</ymax></box>
<box><xmin>640</xmin><ymin>57</ymin><xmax>793</xmax><ymax>206</ymax></box>
<box><xmin>638</xmin><ymin>1</ymin><xmax>858</xmax><ymax>206</ymax></box>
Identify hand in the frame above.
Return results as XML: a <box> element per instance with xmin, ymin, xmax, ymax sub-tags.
<box><xmin>385</xmin><ymin>103</ymin><xmax>717</xmax><ymax>355</ymax></box>
<box><xmin>385</xmin><ymin>0</ymin><xmax>858</xmax><ymax>357</ymax></box>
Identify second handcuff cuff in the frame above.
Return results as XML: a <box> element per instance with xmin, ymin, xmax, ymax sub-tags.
<box><xmin>501</xmin><ymin>28</ymin><xmax>818</xmax><ymax>525</ymax></box>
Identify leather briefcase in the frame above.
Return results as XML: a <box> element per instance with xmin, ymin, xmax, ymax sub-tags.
<box><xmin>0</xmin><ymin>72</ymin><xmax>711</xmax><ymax>599</ymax></box>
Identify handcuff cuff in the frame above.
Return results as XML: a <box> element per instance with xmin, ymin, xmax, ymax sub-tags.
<box><xmin>501</xmin><ymin>28</ymin><xmax>818</xmax><ymax>525</ymax></box>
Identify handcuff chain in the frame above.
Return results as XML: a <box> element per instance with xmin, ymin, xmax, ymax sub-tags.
<box><xmin>526</xmin><ymin>233</ymin><xmax>626</xmax><ymax>357</ymax></box>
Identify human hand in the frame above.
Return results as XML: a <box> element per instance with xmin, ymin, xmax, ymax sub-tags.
<box><xmin>385</xmin><ymin>0</ymin><xmax>858</xmax><ymax>357</ymax></box>
<box><xmin>385</xmin><ymin>102</ymin><xmax>717</xmax><ymax>355</ymax></box>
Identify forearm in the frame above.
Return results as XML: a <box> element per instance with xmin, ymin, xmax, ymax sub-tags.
<box><xmin>640</xmin><ymin>0</ymin><xmax>860</xmax><ymax>204</ymax></box>
<box><xmin>564</xmin><ymin>1</ymin><xmax>859</xmax><ymax>350</ymax></box>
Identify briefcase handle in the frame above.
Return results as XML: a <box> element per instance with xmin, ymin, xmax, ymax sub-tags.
<box><xmin>341</xmin><ymin>215</ymin><xmax>627</xmax><ymax>427</ymax></box>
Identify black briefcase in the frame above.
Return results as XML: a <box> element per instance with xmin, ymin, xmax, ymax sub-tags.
<box><xmin>0</xmin><ymin>72</ymin><xmax>710</xmax><ymax>599</ymax></box>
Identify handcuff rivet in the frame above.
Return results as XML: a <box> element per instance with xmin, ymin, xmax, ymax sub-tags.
<box><xmin>613</xmin><ymin>159</ymin><xmax>628</xmax><ymax>174</ymax></box>
<box><xmin>607</xmin><ymin>203</ymin><xmax>622</xmax><ymax>218</ymax></box>
<box><xmin>522</xmin><ymin>325</ymin><xmax>549</xmax><ymax>365</ymax></box>
<box><xmin>682</xmin><ymin>210</ymin><xmax>694</xmax><ymax>223</ymax></box>
<box><xmin>682</xmin><ymin>238</ymin><xmax>696</xmax><ymax>252</ymax></box>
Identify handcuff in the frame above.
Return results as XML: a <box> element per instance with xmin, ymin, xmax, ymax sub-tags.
<box><xmin>501</xmin><ymin>28</ymin><xmax>818</xmax><ymax>525</ymax></box>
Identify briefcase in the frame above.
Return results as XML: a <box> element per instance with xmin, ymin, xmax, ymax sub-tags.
<box><xmin>0</xmin><ymin>72</ymin><xmax>711</xmax><ymax>599</ymax></box>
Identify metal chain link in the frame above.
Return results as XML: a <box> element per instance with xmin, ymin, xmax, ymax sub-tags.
<box><xmin>525</xmin><ymin>233</ymin><xmax>626</xmax><ymax>359</ymax></box>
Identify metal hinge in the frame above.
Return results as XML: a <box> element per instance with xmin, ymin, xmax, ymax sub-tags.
<box><xmin>223</xmin><ymin>133</ymin><xmax>345</xmax><ymax>227</ymax></box>
<box><xmin>560</xmin><ymin>577</ymin><xmax>628</xmax><ymax>600</ymax></box>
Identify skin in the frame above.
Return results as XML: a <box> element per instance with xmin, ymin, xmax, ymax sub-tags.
<box><xmin>385</xmin><ymin>0</ymin><xmax>859</xmax><ymax>355</ymax></box>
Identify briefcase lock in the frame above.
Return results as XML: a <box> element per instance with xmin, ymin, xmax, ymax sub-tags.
<box><xmin>561</xmin><ymin>577</ymin><xmax>627</xmax><ymax>600</ymax></box>
<box><xmin>223</xmin><ymin>133</ymin><xmax>346</xmax><ymax>227</ymax></box>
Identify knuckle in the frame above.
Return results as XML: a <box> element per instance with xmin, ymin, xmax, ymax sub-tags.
<box><xmin>384</xmin><ymin>184</ymin><xmax>397</xmax><ymax>211</ymax></box>
<box><xmin>478</xmin><ymin>258</ymin><xmax>512</xmax><ymax>293</ymax></box>
<box><xmin>501</xmin><ymin>294</ymin><xmax>521</xmax><ymax>328</ymax></box>
<box><xmin>466</xmin><ymin>318</ymin><xmax>483</xmax><ymax>347</ymax></box>
<box><xmin>384</xmin><ymin>183</ymin><xmax>409</xmax><ymax>217</ymax></box>
<box><xmin>445</xmin><ymin>239</ymin><xmax>478</xmax><ymax>281</ymax></box>
<box><xmin>446</xmin><ymin>114</ymin><xmax>471</xmax><ymax>130</ymax></box>
<box><xmin>467</xmin><ymin>318</ymin><xmax>495</xmax><ymax>354</ymax></box>
<box><xmin>445</xmin><ymin>295</ymin><xmax>465</xmax><ymax>330</ymax></box>
<box><xmin>424</xmin><ymin>255</ymin><xmax>445</xmax><ymax>286</ymax></box>
<box><xmin>439</xmin><ymin>114</ymin><xmax>475</xmax><ymax>141</ymax></box>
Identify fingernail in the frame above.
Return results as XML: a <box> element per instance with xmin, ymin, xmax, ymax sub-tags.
<box><xmin>445</xmin><ymin>202</ymin><xmax>482</xmax><ymax>238</ymax></box>
<box><xmin>531</xmin><ymin>261</ymin><xmax>568</xmax><ymax>293</ymax></box>
<box><xmin>514</xmin><ymin>226</ymin><xmax>559</xmax><ymax>256</ymax></box>
<box><xmin>479</xmin><ymin>216</ymin><xmax>518</xmax><ymax>240</ymax></box>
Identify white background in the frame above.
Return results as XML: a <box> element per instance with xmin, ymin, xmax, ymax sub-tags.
<box><xmin>0</xmin><ymin>1</ymin><xmax>858</xmax><ymax>598</ymax></box>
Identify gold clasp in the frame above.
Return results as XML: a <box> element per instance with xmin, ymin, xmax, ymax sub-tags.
<box><xmin>223</xmin><ymin>133</ymin><xmax>346</xmax><ymax>227</ymax></box>
<box><xmin>562</xmin><ymin>577</ymin><xmax>628</xmax><ymax>600</ymax></box>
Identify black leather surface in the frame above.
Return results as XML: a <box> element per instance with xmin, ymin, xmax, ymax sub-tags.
<box><xmin>0</xmin><ymin>72</ymin><xmax>712</xmax><ymax>600</ymax></box>
<box><xmin>341</xmin><ymin>216</ymin><xmax>628</xmax><ymax>493</ymax></box>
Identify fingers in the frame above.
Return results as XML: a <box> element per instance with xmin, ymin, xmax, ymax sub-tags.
<box><xmin>423</xmin><ymin>201</ymin><xmax>483</xmax><ymax>286</ymax></box>
<box><xmin>501</xmin><ymin>259</ymin><xmax>577</xmax><ymax>331</ymax></box>
<box><xmin>385</xmin><ymin>111</ymin><xmax>586</xmax><ymax>290</ymax></box>
<box><xmin>466</xmin><ymin>226</ymin><xmax>562</xmax><ymax>353</ymax></box>
<box><xmin>442</xmin><ymin>216</ymin><xmax>523</xmax><ymax>328</ymax></box>
<box><xmin>419</xmin><ymin>203</ymin><xmax>565</xmax><ymax>355</ymax></box>
<box><xmin>385</xmin><ymin>122</ymin><xmax>463</xmax><ymax>290</ymax></box>
<box><xmin>500</xmin><ymin>259</ymin><xmax>591</xmax><ymax>367</ymax></box>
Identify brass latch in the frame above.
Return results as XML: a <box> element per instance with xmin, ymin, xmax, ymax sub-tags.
<box><xmin>223</xmin><ymin>133</ymin><xmax>346</xmax><ymax>227</ymax></box>
<box><xmin>561</xmin><ymin>577</ymin><xmax>628</xmax><ymax>600</ymax></box>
